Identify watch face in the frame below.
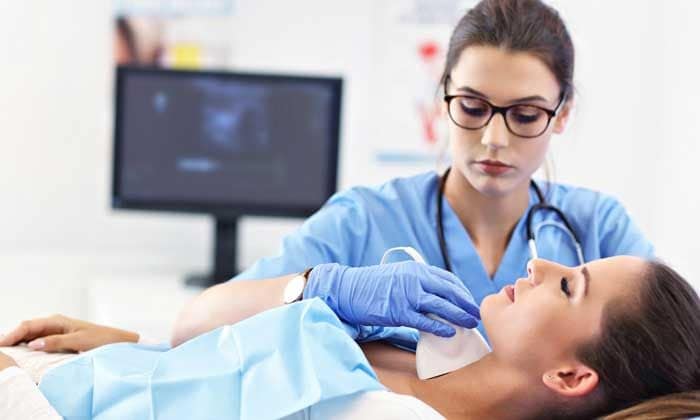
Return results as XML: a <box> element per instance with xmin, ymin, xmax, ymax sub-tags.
<box><xmin>283</xmin><ymin>275</ymin><xmax>306</xmax><ymax>304</ymax></box>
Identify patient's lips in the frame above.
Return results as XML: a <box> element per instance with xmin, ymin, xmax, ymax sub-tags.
<box><xmin>504</xmin><ymin>285</ymin><xmax>515</xmax><ymax>303</ymax></box>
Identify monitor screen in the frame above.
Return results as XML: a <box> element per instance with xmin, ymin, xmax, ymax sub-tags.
<box><xmin>112</xmin><ymin>67</ymin><xmax>342</xmax><ymax>217</ymax></box>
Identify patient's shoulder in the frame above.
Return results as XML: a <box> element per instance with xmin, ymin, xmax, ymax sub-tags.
<box><xmin>308</xmin><ymin>390</ymin><xmax>445</xmax><ymax>420</ymax></box>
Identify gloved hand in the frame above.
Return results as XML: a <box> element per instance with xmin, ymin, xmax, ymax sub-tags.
<box><xmin>303</xmin><ymin>261</ymin><xmax>480</xmax><ymax>337</ymax></box>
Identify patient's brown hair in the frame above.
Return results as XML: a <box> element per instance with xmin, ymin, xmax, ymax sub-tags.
<box><xmin>603</xmin><ymin>391</ymin><xmax>700</xmax><ymax>420</ymax></box>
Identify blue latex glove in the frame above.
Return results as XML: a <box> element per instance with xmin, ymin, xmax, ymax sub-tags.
<box><xmin>303</xmin><ymin>261</ymin><xmax>481</xmax><ymax>337</ymax></box>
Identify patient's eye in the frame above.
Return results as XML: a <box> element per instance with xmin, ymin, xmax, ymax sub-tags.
<box><xmin>560</xmin><ymin>277</ymin><xmax>572</xmax><ymax>297</ymax></box>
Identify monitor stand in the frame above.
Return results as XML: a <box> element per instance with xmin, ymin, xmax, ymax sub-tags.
<box><xmin>185</xmin><ymin>217</ymin><xmax>239</xmax><ymax>288</ymax></box>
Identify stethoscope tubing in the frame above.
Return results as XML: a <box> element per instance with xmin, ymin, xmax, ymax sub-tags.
<box><xmin>436</xmin><ymin>167</ymin><xmax>584</xmax><ymax>273</ymax></box>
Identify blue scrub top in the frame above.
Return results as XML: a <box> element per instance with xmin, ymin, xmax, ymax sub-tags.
<box><xmin>234</xmin><ymin>171</ymin><xmax>654</xmax><ymax>344</ymax></box>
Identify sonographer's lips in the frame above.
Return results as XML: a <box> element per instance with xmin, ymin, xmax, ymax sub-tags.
<box><xmin>475</xmin><ymin>159</ymin><xmax>513</xmax><ymax>167</ymax></box>
<box><xmin>474</xmin><ymin>159</ymin><xmax>515</xmax><ymax>176</ymax></box>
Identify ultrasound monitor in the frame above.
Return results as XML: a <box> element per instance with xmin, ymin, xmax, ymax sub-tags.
<box><xmin>112</xmin><ymin>66</ymin><xmax>342</xmax><ymax>287</ymax></box>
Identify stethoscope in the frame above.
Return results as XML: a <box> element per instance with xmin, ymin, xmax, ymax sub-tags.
<box><xmin>436</xmin><ymin>167</ymin><xmax>585</xmax><ymax>273</ymax></box>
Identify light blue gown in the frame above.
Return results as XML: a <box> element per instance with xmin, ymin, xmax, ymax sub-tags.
<box><xmin>38</xmin><ymin>299</ymin><xmax>384</xmax><ymax>420</ymax></box>
<box><xmin>235</xmin><ymin>171</ymin><xmax>654</xmax><ymax>345</ymax></box>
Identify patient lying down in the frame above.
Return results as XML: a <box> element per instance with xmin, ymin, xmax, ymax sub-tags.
<box><xmin>1</xmin><ymin>256</ymin><xmax>700</xmax><ymax>420</ymax></box>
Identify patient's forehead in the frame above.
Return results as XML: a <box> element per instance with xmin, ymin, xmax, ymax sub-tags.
<box><xmin>586</xmin><ymin>256</ymin><xmax>647</xmax><ymax>302</ymax></box>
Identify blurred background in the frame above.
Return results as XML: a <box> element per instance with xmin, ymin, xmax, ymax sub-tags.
<box><xmin>0</xmin><ymin>0</ymin><xmax>698</xmax><ymax>341</ymax></box>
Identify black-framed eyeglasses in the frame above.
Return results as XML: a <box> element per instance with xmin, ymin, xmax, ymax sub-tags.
<box><xmin>443</xmin><ymin>88</ymin><xmax>566</xmax><ymax>139</ymax></box>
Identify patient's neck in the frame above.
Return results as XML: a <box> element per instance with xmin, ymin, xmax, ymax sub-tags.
<box><xmin>409</xmin><ymin>354</ymin><xmax>539</xmax><ymax>420</ymax></box>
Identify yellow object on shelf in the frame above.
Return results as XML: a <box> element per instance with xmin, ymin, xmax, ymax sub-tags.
<box><xmin>171</xmin><ymin>43</ymin><xmax>202</xmax><ymax>69</ymax></box>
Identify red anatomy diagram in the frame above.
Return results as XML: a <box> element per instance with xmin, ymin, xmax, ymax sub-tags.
<box><xmin>416</xmin><ymin>40</ymin><xmax>443</xmax><ymax>145</ymax></box>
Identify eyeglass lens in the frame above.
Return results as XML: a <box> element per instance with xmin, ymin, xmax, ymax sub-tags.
<box><xmin>448</xmin><ymin>97</ymin><xmax>551</xmax><ymax>137</ymax></box>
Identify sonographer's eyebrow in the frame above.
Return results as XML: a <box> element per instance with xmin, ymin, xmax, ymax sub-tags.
<box><xmin>454</xmin><ymin>85</ymin><xmax>549</xmax><ymax>104</ymax></box>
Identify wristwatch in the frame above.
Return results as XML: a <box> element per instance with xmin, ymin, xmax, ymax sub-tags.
<box><xmin>283</xmin><ymin>267</ymin><xmax>313</xmax><ymax>304</ymax></box>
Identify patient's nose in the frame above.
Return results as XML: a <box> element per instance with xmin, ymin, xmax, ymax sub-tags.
<box><xmin>526</xmin><ymin>259</ymin><xmax>542</xmax><ymax>286</ymax></box>
<box><xmin>528</xmin><ymin>258</ymin><xmax>573</xmax><ymax>287</ymax></box>
<box><xmin>527</xmin><ymin>258</ymin><xmax>560</xmax><ymax>286</ymax></box>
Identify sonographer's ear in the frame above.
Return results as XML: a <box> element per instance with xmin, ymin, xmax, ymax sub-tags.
<box><xmin>552</xmin><ymin>99</ymin><xmax>573</xmax><ymax>134</ymax></box>
<box><xmin>440</xmin><ymin>98</ymin><xmax>449</xmax><ymax>117</ymax></box>
<box><xmin>542</xmin><ymin>364</ymin><xmax>599</xmax><ymax>398</ymax></box>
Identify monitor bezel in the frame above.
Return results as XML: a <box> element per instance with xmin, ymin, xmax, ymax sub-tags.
<box><xmin>111</xmin><ymin>65</ymin><xmax>342</xmax><ymax>218</ymax></box>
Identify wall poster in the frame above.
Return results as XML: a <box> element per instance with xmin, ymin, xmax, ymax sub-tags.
<box><xmin>372</xmin><ymin>0</ymin><xmax>477</xmax><ymax>168</ymax></box>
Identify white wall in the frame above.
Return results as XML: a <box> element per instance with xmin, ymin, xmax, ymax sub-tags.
<box><xmin>549</xmin><ymin>0</ymin><xmax>700</xmax><ymax>283</ymax></box>
<box><xmin>1</xmin><ymin>1</ymin><xmax>206</xmax><ymax>272</ymax></box>
<box><xmin>0</xmin><ymin>0</ymin><xmax>698</xmax><ymax>307</ymax></box>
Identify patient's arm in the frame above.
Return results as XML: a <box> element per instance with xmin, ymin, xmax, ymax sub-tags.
<box><xmin>171</xmin><ymin>274</ymin><xmax>296</xmax><ymax>347</ymax></box>
<box><xmin>0</xmin><ymin>351</ymin><xmax>17</xmax><ymax>371</ymax></box>
<box><xmin>0</xmin><ymin>315</ymin><xmax>139</xmax><ymax>353</ymax></box>
<box><xmin>0</xmin><ymin>351</ymin><xmax>62</xmax><ymax>420</ymax></box>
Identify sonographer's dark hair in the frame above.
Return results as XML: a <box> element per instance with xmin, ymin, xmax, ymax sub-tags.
<box><xmin>440</xmin><ymin>0</ymin><xmax>574</xmax><ymax>99</ymax></box>
<box><xmin>545</xmin><ymin>261</ymin><xmax>700</xmax><ymax>419</ymax></box>
<box><xmin>116</xmin><ymin>17</ymin><xmax>139</xmax><ymax>64</ymax></box>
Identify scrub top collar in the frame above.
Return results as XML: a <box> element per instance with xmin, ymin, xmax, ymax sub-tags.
<box><xmin>432</xmin><ymin>176</ymin><xmax>540</xmax><ymax>304</ymax></box>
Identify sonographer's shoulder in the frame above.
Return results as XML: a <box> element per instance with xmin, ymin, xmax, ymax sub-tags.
<box><xmin>540</xmin><ymin>181</ymin><xmax>626</xmax><ymax>212</ymax></box>
<box><xmin>327</xmin><ymin>171</ymin><xmax>439</xmax><ymax>210</ymax></box>
<box><xmin>542</xmin><ymin>181</ymin><xmax>654</xmax><ymax>258</ymax></box>
<box><xmin>539</xmin><ymin>182</ymin><xmax>634</xmax><ymax>231</ymax></box>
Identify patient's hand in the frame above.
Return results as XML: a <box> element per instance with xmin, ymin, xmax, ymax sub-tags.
<box><xmin>0</xmin><ymin>351</ymin><xmax>17</xmax><ymax>371</ymax></box>
<box><xmin>0</xmin><ymin>314</ymin><xmax>139</xmax><ymax>353</ymax></box>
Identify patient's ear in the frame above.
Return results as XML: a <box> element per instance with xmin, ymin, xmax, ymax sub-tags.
<box><xmin>542</xmin><ymin>364</ymin><xmax>598</xmax><ymax>397</ymax></box>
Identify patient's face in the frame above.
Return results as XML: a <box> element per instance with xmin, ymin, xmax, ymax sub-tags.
<box><xmin>480</xmin><ymin>256</ymin><xmax>647</xmax><ymax>373</ymax></box>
